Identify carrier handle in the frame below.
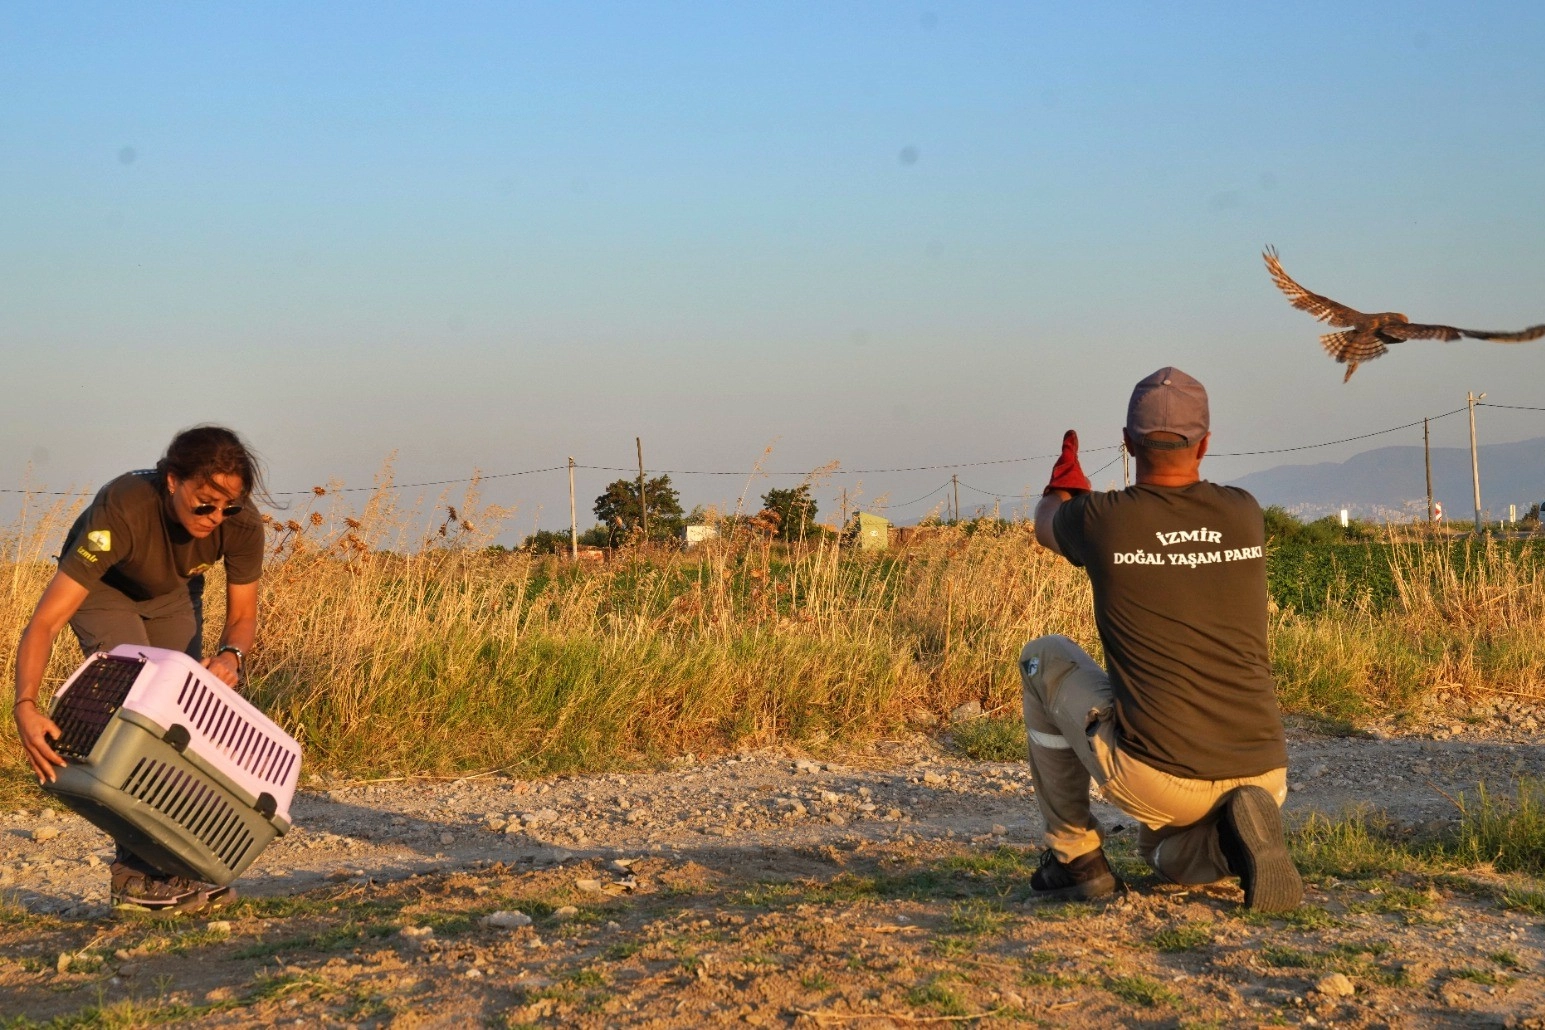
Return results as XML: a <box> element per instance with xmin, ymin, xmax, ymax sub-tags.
<box><xmin>162</xmin><ymin>724</ymin><xmax>191</xmax><ymax>753</ymax></box>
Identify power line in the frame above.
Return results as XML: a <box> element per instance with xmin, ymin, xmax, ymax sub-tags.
<box><xmin>879</xmin><ymin>481</ymin><xmax>954</xmax><ymax>511</ymax></box>
<box><xmin>1086</xmin><ymin>453</ymin><xmax>1123</xmax><ymax>478</ymax></box>
<box><xmin>574</xmin><ymin>448</ymin><xmax>1121</xmax><ymax>478</ymax></box>
<box><xmin>3</xmin><ymin>401</ymin><xmax>1538</xmax><ymax>498</ymax></box>
<box><xmin>1208</xmin><ymin>406</ymin><xmax>1469</xmax><ymax>458</ymax></box>
<box><xmin>955</xmin><ymin>479</ymin><xmax>1026</xmax><ymax>500</ymax></box>
<box><xmin>271</xmin><ymin>466</ymin><xmax>567</xmax><ymax>496</ymax></box>
<box><xmin>1479</xmin><ymin>402</ymin><xmax>1545</xmax><ymax>413</ymax></box>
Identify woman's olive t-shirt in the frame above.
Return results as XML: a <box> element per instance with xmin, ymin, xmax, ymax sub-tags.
<box><xmin>1052</xmin><ymin>481</ymin><xmax>1288</xmax><ymax>780</ymax></box>
<box><xmin>58</xmin><ymin>471</ymin><xmax>264</xmax><ymax>601</ymax></box>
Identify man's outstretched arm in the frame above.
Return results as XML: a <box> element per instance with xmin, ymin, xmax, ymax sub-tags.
<box><xmin>1035</xmin><ymin>430</ymin><xmax>1090</xmax><ymax>557</ymax></box>
<box><xmin>1035</xmin><ymin>491</ymin><xmax>1070</xmax><ymax>555</ymax></box>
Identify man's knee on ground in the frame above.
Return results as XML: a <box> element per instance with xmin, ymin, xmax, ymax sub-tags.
<box><xmin>1140</xmin><ymin>819</ymin><xmax>1232</xmax><ymax>886</ymax></box>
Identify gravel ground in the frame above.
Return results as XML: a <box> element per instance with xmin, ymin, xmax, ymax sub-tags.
<box><xmin>3</xmin><ymin>701</ymin><xmax>1544</xmax><ymax>1027</ymax></box>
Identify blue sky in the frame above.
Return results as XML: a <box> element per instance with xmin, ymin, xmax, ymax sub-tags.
<box><xmin>4</xmin><ymin>2</ymin><xmax>1544</xmax><ymax>536</ymax></box>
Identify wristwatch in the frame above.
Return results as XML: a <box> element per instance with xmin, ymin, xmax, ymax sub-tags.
<box><xmin>215</xmin><ymin>645</ymin><xmax>246</xmax><ymax>683</ymax></box>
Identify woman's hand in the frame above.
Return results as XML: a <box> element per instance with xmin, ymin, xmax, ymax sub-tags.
<box><xmin>201</xmin><ymin>649</ymin><xmax>242</xmax><ymax>687</ymax></box>
<box><xmin>13</xmin><ymin>572</ymin><xmax>88</xmax><ymax>784</ymax></box>
<box><xmin>14</xmin><ymin>702</ymin><xmax>65</xmax><ymax>783</ymax></box>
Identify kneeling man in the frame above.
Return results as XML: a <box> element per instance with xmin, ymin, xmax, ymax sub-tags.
<box><xmin>1023</xmin><ymin>367</ymin><xmax>1301</xmax><ymax>912</ymax></box>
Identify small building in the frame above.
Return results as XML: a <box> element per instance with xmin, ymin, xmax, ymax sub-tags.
<box><xmin>855</xmin><ymin>512</ymin><xmax>890</xmax><ymax>551</ymax></box>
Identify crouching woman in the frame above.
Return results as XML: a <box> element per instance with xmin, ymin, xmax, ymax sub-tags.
<box><xmin>11</xmin><ymin>425</ymin><xmax>266</xmax><ymax>913</ymax></box>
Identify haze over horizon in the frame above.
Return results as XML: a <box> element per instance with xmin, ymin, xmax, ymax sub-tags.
<box><xmin>5</xmin><ymin>3</ymin><xmax>1545</xmax><ymax>542</ymax></box>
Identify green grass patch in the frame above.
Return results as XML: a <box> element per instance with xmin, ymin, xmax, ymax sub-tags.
<box><xmin>1442</xmin><ymin>778</ymin><xmax>1545</xmax><ymax>877</ymax></box>
<box><xmin>133</xmin><ymin>923</ymin><xmax>233</xmax><ymax>956</ymax></box>
<box><xmin>233</xmin><ymin>919</ymin><xmax>396</xmax><ymax>960</ymax></box>
<box><xmin>1345</xmin><ymin>884</ymin><xmax>1438</xmax><ymax>916</ymax></box>
<box><xmin>1020</xmin><ymin>969</ymin><xmax>1094</xmax><ymax>989</ymax></box>
<box><xmin>906</xmin><ymin>980</ymin><xmax>969</xmax><ymax>1017</ymax></box>
<box><xmin>946</xmin><ymin>898</ymin><xmax>1012</xmax><ymax>936</ymax></box>
<box><xmin>1499</xmin><ymin>887</ymin><xmax>1545</xmax><ymax>915</ymax></box>
<box><xmin>929</xmin><ymin>936</ymin><xmax>974</xmax><ymax>958</ymax></box>
<box><xmin>1290</xmin><ymin>811</ymin><xmax>1427</xmax><ymax>879</ymax></box>
<box><xmin>1257</xmin><ymin>943</ymin><xmax>1406</xmax><ymax>986</ymax></box>
<box><xmin>0</xmin><ymin>895</ymin><xmax>53</xmax><ymax>929</ymax></box>
<box><xmin>732</xmin><ymin>849</ymin><xmax>1046</xmax><ymax>911</ymax></box>
<box><xmin>1234</xmin><ymin>904</ymin><xmax>1340</xmax><ymax>930</ymax></box>
<box><xmin>948</xmin><ymin>717</ymin><xmax>1024</xmax><ymax>762</ymax></box>
<box><xmin>1149</xmin><ymin>922</ymin><xmax>1213</xmax><ymax>952</ymax></box>
<box><xmin>1450</xmin><ymin>967</ymin><xmax>1511</xmax><ymax>987</ymax></box>
<box><xmin>1028</xmin><ymin>900</ymin><xmax>1100</xmax><ymax>921</ymax></box>
<box><xmin>2</xmin><ymin>997</ymin><xmax>223</xmax><ymax>1029</ymax></box>
<box><xmin>1104</xmin><ymin>974</ymin><xmax>1180</xmax><ymax>1008</ymax></box>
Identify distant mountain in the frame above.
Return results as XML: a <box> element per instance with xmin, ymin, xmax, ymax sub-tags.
<box><xmin>1224</xmin><ymin>436</ymin><xmax>1545</xmax><ymax>522</ymax></box>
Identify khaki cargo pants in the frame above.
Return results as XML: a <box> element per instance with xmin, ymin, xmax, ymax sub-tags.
<box><xmin>1019</xmin><ymin>634</ymin><xmax>1287</xmax><ymax>885</ymax></box>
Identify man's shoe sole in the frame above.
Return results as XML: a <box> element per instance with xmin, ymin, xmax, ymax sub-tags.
<box><xmin>1028</xmin><ymin>874</ymin><xmax>1123</xmax><ymax>902</ymax></box>
<box><xmin>1225</xmin><ymin>787</ymin><xmax>1303</xmax><ymax>912</ymax></box>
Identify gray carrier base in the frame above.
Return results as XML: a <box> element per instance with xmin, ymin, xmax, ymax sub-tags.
<box><xmin>44</xmin><ymin>711</ymin><xmax>289</xmax><ymax>886</ymax></box>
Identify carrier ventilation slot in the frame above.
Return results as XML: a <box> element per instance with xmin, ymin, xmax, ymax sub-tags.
<box><xmin>50</xmin><ymin>655</ymin><xmax>143</xmax><ymax>761</ymax></box>
<box><xmin>121</xmin><ymin>757</ymin><xmax>256</xmax><ymax>871</ymax></box>
<box><xmin>174</xmin><ymin>674</ymin><xmax>291</xmax><ymax>786</ymax></box>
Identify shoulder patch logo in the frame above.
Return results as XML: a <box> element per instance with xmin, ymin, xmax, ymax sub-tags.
<box><xmin>86</xmin><ymin>530</ymin><xmax>112</xmax><ymax>552</ymax></box>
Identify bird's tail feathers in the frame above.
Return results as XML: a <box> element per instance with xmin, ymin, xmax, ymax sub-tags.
<box><xmin>1321</xmin><ymin>330</ymin><xmax>1387</xmax><ymax>364</ymax></box>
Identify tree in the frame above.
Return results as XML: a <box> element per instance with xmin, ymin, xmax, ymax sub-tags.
<box><xmin>760</xmin><ymin>485</ymin><xmax>819</xmax><ymax>541</ymax></box>
<box><xmin>520</xmin><ymin>529</ymin><xmax>571</xmax><ymax>554</ymax></box>
<box><xmin>593</xmin><ymin>475</ymin><xmax>685</xmax><ymax>542</ymax></box>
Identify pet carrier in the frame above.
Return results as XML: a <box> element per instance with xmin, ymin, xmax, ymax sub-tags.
<box><xmin>42</xmin><ymin>644</ymin><xmax>301</xmax><ymax>885</ymax></box>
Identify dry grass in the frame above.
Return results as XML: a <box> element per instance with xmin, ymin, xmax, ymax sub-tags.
<box><xmin>1271</xmin><ymin>533</ymin><xmax>1545</xmax><ymax>724</ymax></box>
<box><xmin>3</xmin><ymin>479</ymin><xmax>1543</xmax><ymax>789</ymax></box>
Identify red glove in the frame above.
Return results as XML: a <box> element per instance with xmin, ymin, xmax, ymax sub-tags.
<box><xmin>1044</xmin><ymin>430</ymin><xmax>1091</xmax><ymax>495</ymax></box>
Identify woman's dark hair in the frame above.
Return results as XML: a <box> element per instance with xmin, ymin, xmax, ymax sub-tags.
<box><xmin>155</xmin><ymin>425</ymin><xmax>269</xmax><ymax>503</ymax></box>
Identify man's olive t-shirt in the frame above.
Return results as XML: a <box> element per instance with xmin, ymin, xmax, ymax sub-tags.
<box><xmin>58</xmin><ymin>471</ymin><xmax>264</xmax><ymax>601</ymax></box>
<box><xmin>1052</xmin><ymin>482</ymin><xmax>1288</xmax><ymax>780</ymax></box>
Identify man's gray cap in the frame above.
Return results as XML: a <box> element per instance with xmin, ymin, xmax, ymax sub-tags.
<box><xmin>1126</xmin><ymin>367</ymin><xmax>1209</xmax><ymax>450</ymax></box>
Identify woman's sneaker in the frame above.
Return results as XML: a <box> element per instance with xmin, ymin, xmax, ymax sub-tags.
<box><xmin>1029</xmin><ymin>847</ymin><xmax>1121</xmax><ymax>900</ymax></box>
<box><xmin>1217</xmin><ymin>786</ymin><xmax>1302</xmax><ymax>912</ymax></box>
<box><xmin>110</xmin><ymin>863</ymin><xmax>238</xmax><ymax>915</ymax></box>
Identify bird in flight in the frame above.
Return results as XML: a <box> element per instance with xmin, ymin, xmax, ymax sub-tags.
<box><xmin>1263</xmin><ymin>246</ymin><xmax>1545</xmax><ymax>381</ymax></box>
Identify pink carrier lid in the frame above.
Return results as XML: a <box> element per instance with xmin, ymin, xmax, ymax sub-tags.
<box><xmin>79</xmin><ymin>645</ymin><xmax>302</xmax><ymax>823</ymax></box>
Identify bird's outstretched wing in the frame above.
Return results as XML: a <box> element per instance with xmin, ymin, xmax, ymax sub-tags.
<box><xmin>1380</xmin><ymin>322</ymin><xmax>1462</xmax><ymax>341</ymax></box>
<box><xmin>1263</xmin><ymin>246</ymin><xmax>1366</xmax><ymax>327</ymax></box>
<box><xmin>1383</xmin><ymin>322</ymin><xmax>1545</xmax><ymax>342</ymax></box>
<box><xmin>1460</xmin><ymin>324</ymin><xmax>1545</xmax><ymax>342</ymax></box>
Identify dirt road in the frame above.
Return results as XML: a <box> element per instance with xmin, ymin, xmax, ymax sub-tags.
<box><xmin>4</xmin><ymin>710</ymin><xmax>1544</xmax><ymax>1027</ymax></box>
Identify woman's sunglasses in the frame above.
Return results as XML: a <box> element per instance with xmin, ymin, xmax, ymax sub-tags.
<box><xmin>191</xmin><ymin>502</ymin><xmax>244</xmax><ymax>518</ymax></box>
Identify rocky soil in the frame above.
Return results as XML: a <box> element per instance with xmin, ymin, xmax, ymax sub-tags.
<box><xmin>3</xmin><ymin>702</ymin><xmax>1544</xmax><ymax>1028</ymax></box>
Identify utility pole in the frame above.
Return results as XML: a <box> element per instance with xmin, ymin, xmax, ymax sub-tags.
<box><xmin>1467</xmin><ymin>391</ymin><xmax>1486</xmax><ymax>533</ymax></box>
<box><xmin>1121</xmin><ymin>442</ymin><xmax>1130</xmax><ymax>488</ymax></box>
<box><xmin>568</xmin><ymin>457</ymin><xmax>578</xmax><ymax>560</ymax></box>
<box><xmin>952</xmin><ymin>474</ymin><xmax>959</xmax><ymax>524</ymax></box>
<box><xmin>840</xmin><ymin>488</ymin><xmax>848</xmax><ymax>534</ymax></box>
<box><xmin>1423</xmin><ymin>419</ymin><xmax>1433</xmax><ymax>529</ymax></box>
<box><xmin>636</xmin><ymin>437</ymin><xmax>648</xmax><ymax>542</ymax></box>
